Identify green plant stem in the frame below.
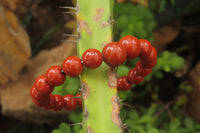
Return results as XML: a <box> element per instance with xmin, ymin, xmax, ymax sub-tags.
<box><xmin>76</xmin><ymin>0</ymin><xmax>122</xmax><ymax>132</ymax></box>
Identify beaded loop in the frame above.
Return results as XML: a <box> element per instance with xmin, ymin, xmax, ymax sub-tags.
<box><xmin>30</xmin><ymin>35</ymin><xmax>157</xmax><ymax>111</ymax></box>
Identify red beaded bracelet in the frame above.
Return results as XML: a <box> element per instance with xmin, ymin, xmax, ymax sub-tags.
<box><xmin>30</xmin><ymin>35</ymin><xmax>157</xmax><ymax>111</ymax></box>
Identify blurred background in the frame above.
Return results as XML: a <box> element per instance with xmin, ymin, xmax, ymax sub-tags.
<box><xmin>0</xmin><ymin>0</ymin><xmax>200</xmax><ymax>133</ymax></box>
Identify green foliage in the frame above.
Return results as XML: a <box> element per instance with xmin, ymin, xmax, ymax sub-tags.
<box><xmin>114</xmin><ymin>3</ymin><xmax>157</xmax><ymax>42</ymax></box>
<box><xmin>52</xmin><ymin>112</ymin><xmax>83</xmax><ymax>133</ymax></box>
<box><xmin>156</xmin><ymin>51</ymin><xmax>185</xmax><ymax>73</ymax></box>
<box><xmin>52</xmin><ymin>123</ymin><xmax>71</xmax><ymax>133</ymax></box>
<box><xmin>52</xmin><ymin>77</ymin><xmax>81</xmax><ymax>96</ymax></box>
<box><xmin>121</xmin><ymin>104</ymin><xmax>200</xmax><ymax>133</ymax></box>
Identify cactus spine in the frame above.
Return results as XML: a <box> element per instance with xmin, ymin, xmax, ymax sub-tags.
<box><xmin>76</xmin><ymin>0</ymin><xmax>123</xmax><ymax>132</ymax></box>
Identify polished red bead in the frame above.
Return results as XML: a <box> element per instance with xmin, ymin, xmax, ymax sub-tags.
<box><xmin>82</xmin><ymin>49</ymin><xmax>103</xmax><ymax>69</ymax></box>
<box><xmin>53</xmin><ymin>95</ymin><xmax>65</xmax><ymax>111</ymax></box>
<box><xmin>139</xmin><ymin>39</ymin><xmax>152</xmax><ymax>58</ymax></box>
<box><xmin>30</xmin><ymin>86</ymin><xmax>50</xmax><ymax>102</ymax></box>
<box><xmin>135</xmin><ymin>61</ymin><xmax>152</xmax><ymax>76</ymax></box>
<box><xmin>62</xmin><ymin>56</ymin><xmax>83</xmax><ymax>77</ymax></box>
<box><xmin>63</xmin><ymin>94</ymin><xmax>77</xmax><ymax>110</ymax></box>
<box><xmin>119</xmin><ymin>35</ymin><xmax>141</xmax><ymax>59</ymax></box>
<box><xmin>142</xmin><ymin>47</ymin><xmax>157</xmax><ymax>63</ymax></box>
<box><xmin>46</xmin><ymin>66</ymin><xmax>66</xmax><ymax>86</ymax></box>
<box><xmin>141</xmin><ymin>58</ymin><xmax>157</xmax><ymax>68</ymax></box>
<box><xmin>102</xmin><ymin>42</ymin><xmax>127</xmax><ymax>67</ymax></box>
<box><xmin>32</xmin><ymin>98</ymin><xmax>50</xmax><ymax>107</ymax></box>
<box><xmin>34</xmin><ymin>75</ymin><xmax>54</xmax><ymax>95</ymax></box>
<box><xmin>43</xmin><ymin>94</ymin><xmax>56</xmax><ymax>110</ymax></box>
<box><xmin>127</xmin><ymin>68</ymin><xmax>144</xmax><ymax>84</ymax></box>
<box><xmin>76</xmin><ymin>93</ymin><xmax>82</xmax><ymax>108</ymax></box>
<box><xmin>117</xmin><ymin>76</ymin><xmax>132</xmax><ymax>91</ymax></box>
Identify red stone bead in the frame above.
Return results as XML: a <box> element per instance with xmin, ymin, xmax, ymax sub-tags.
<box><xmin>62</xmin><ymin>56</ymin><xmax>83</xmax><ymax>77</ymax></box>
<box><xmin>63</xmin><ymin>94</ymin><xmax>77</xmax><ymax>110</ymax></box>
<box><xmin>76</xmin><ymin>93</ymin><xmax>82</xmax><ymax>108</ymax></box>
<box><xmin>117</xmin><ymin>76</ymin><xmax>132</xmax><ymax>91</ymax></box>
<box><xmin>127</xmin><ymin>68</ymin><xmax>144</xmax><ymax>84</ymax></box>
<box><xmin>30</xmin><ymin>86</ymin><xmax>50</xmax><ymax>102</ymax></box>
<box><xmin>43</xmin><ymin>94</ymin><xmax>56</xmax><ymax>110</ymax></box>
<box><xmin>139</xmin><ymin>39</ymin><xmax>152</xmax><ymax>58</ymax></box>
<box><xmin>141</xmin><ymin>58</ymin><xmax>157</xmax><ymax>68</ymax></box>
<box><xmin>82</xmin><ymin>49</ymin><xmax>103</xmax><ymax>69</ymax></box>
<box><xmin>32</xmin><ymin>98</ymin><xmax>50</xmax><ymax>107</ymax></box>
<box><xmin>135</xmin><ymin>61</ymin><xmax>152</xmax><ymax>76</ymax></box>
<box><xmin>53</xmin><ymin>95</ymin><xmax>65</xmax><ymax>111</ymax></box>
<box><xmin>34</xmin><ymin>75</ymin><xmax>54</xmax><ymax>95</ymax></box>
<box><xmin>102</xmin><ymin>42</ymin><xmax>127</xmax><ymax>67</ymax></box>
<box><xmin>46</xmin><ymin>66</ymin><xmax>66</xmax><ymax>86</ymax></box>
<box><xmin>119</xmin><ymin>35</ymin><xmax>141</xmax><ymax>59</ymax></box>
<box><xmin>142</xmin><ymin>47</ymin><xmax>157</xmax><ymax>63</ymax></box>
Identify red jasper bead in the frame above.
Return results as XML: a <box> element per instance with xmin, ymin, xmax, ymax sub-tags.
<box><xmin>127</xmin><ymin>68</ymin><xmax>144</xmax><ymax>84</ymax></box>
<box><xmin>82</xmin><ymin>49</ymin><xmax>103</xmax><ymax>69</ymax></box>
<box><xmin>141</xmin><ymin>58</ymin><xmax>157</xmax><ymax>68</ymax></box>
<box><xmin>53</xmin><ymin>95</ymin><xmax>65</xmax><ymax>111</ymax></box>
<box><xmin>32</xmin><ymin>98</ymin><xmax>50</xmax><ymax>107</ymax></box>
<box><xmin>135</xmin><ymin>61</ymin><xmax>152</xmax><ymax>76</ymax></box>
<box><xmin>143</xmin><ymin>47</ymin><xmax>157</xmax><ymax>63</ymax></box>
<box><xmin>34</xmin><ymin>75</ymin><xmax>54</xmax><ymax>95</ymax></box>
<box><xmin>119</xmin><ymin>35</ymin><xmax>141</xmax><ymax>59</ymax></box>
<box><xmin>76</xmin><ymin>93</ymin><xmax>82</xmax><ymax>108</ymax></box>
<box><xmin>62</xmin><ymin>56</ymin><xmax>83</xmax><ymax>77</ymax></box>
<box><xmin>43</xmin><ymin>94</ymin><xmax>56</xmax><ymax>110</ymax></box>
<box><xmin>139</xmin><ymin>39</ymin><xmax>152</xmax><ymax>58</ymax></box>
<box><xmin>30</xmin><ymin>86</ymin><xmax>50</xmax><ymax>102</ymax></box>
<box><xmin>117</xmin><ymin>76</ymin><xmax>132</xmax><ymax>91</ymax></box>
<box><xmin>102</xmin><ymin>42</ymin><xmax>127</xmax><ymax>67</ymax></box>
<box><xmin>63</xmin><ymin>94</ymin><xmax>77</xmax><ymax>110</ymax></box>
<box><xmin>46</xmin><ymin>66</ymin><xmax>66</xmax><ymax>86</ymax></box>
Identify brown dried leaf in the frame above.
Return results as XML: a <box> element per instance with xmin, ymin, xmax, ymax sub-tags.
<box><xmin>153</xmin><ymin>21</ymin><xmax>181</xmax><ymax>52</ymax></box>
<box><xmin>0</xmin><ymin>0</ymin><xmax>22</xmax><ymax>11</ymax></box>
<box><xmin>0</xmin><ymin>4</ymin><xmax>31</xmax><ymax>85</ymax></box>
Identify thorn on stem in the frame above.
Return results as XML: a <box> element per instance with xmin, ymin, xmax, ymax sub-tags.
<box><xmin>63</xmin><ymin>34</ymin><xmax>78</xmax><ymax>38</ymax></box>
<box><xmin>59</xmin><ymin>6</ymin><xmax>77</xmax><ymax>10</ymax></box>
<box><xmin>62</xmin><ymin>11</ymin><xmax>77</xmax><ymax>15</ymax></box>
<box><xmin>61</xmin><ymin>40</ymin><xmax>78</xmax><ymax>44</ymax></box>
<box><xmin>69</xmin><ymin>122</ymin><xmax>82</xmax><ymax>126</ymax></box>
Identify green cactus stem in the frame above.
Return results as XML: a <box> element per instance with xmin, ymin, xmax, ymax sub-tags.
<box><xmin>76</xmin><ymin>0</ymin><xmax>123</xmax><ymax>133</ymax></box>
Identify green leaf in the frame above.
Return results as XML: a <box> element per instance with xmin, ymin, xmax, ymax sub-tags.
<box><xmin>52</xmin><ymin>129</ymin><xmax>62</xmax><ymax>133</ymax></box>
<box><xmin>138</xmin><ymin>114</ymin><xmax>152</xmax><ymax>124</ymax></box>
<box><xmin>184</xmin><ymin>118</ymin><xmax>194</xmax><ymax>129</ymax></box>
<box><xmin>69</xmin><ymin>112</ymin><xmax>82</xmax><ymax>123</ymax></box>
<box><xmin>59</xmin><ymin>123</ymin><xmax>71</xmax><ymax>133</ymax></box>
<box><xmin>147</xmin><ymin>128</ymin><xmax>159</xmax><ymax>133</ymax></box>
<box><xmin>117</xmin><ymin>65</ymin><xmax>130</xmax><ymax>77</ymax></box>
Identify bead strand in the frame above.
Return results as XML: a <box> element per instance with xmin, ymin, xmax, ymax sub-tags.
<box><xmin>30</xmin><ymin>35</ymin><xmax>157</xmax><ymax>111</ymax></box>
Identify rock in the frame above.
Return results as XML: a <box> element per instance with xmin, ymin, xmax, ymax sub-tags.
<box><xmin>0</xmin><ymin>3</ymin><xmax>31</xmax><ymax>85</ymax></box>
<box><xmin>0</xmin><ymin>41</ymin><xmax>77</xmax><ymax>124</ymax></box>
<box><xmin>187</xmin><ymin>62</ymin><xmax>200</xmax><ymax>123</ymax></box>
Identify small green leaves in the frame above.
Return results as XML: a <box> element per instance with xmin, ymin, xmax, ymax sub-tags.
<box><xmin>52</xmin><ymin>77</ymin><xmax>81</xmax><ymax>96</ymax></box>
<box><xmin>114</xmin><ymin>3</ymin><xmax>156</xmax><ymax>42</ymax></box>
<box><xmin>52</xmin><ymin>123</ymin><xmax>71</xmax><ymax>133</ymax></box>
